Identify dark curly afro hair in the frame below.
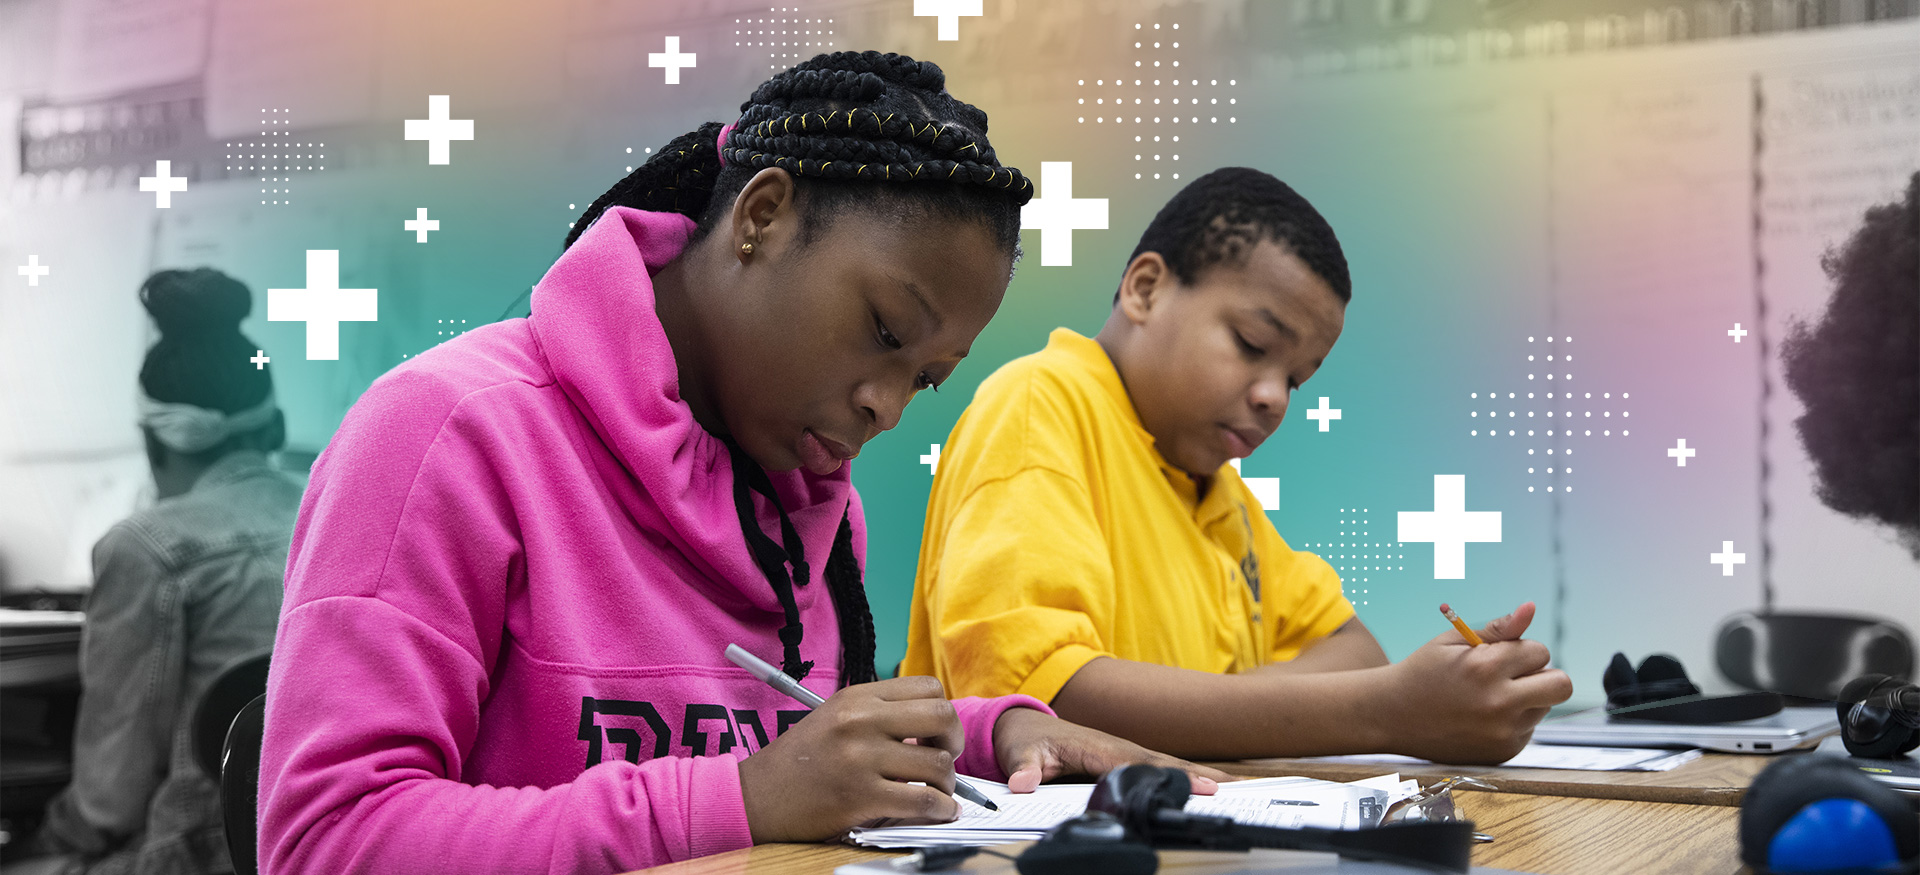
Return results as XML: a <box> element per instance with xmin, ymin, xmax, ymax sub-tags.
<box><xmin>1781</xmin><ymin>171</ymin><xmax>1920</xmax><ymax>558</ymax></box>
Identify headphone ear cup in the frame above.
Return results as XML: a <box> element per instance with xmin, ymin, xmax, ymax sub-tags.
<box><xmin>1841</xmin><ymin>674</ymin><xmax>1894</xmax><ymax>705</ymax></box>
<box><xmin>1740</xmin><ymin>756</ymin><xmax>1919</xmax><ymax>872</ymax></box>
<box><xmin>1017</xmin><ymin>812</ymin><xmax>1158</xmax><ymax>875</ymax></box>
<box><xmin>1143</xmin><ymin>768</ymin><xmax>1191</xmax><ymax>812</ymax></box>
<box><xmin>1604</xmin><ymin>652</ymin><xmax>1638</xmax><ymax>697</ymax></box>
<box><xmin>1637</xmin><ymin>653</ymin><xmax>1702</xmax><ymax>700</ymax></box>
<box><xmin>1843</xmin><ymin>701</ymin><xmax>1916</xmax><ymax>759</ymax></box>
<box><xmin>1636</xmin><ymin>653</ymin><xmax>1691</xmax><ymax>686</ymax></box>
<box><xmin>1840</xmin><ymin>676</ymin><xmax>1919</xmax><ymax>759</ymax></box>
<box><xmin>1885</xmin><ymin>679</ymin><xmax>1920</xmax><ymax>754</ymax></box>
<box><xmin>1609</xmin><ymin>653</ymin><xmax>1703</xmax><ymax>711</ymax></box>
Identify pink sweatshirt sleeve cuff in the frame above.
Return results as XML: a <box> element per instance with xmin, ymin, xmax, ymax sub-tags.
<box><xmin>951</xmin><ymin>694</ymin><xmax>1054</xmax><ymax>782</ymax></box>
<box><xmin>687</xmin><ymin>756</ymin><xmax>755</xmax><ymax>858</ymax></box>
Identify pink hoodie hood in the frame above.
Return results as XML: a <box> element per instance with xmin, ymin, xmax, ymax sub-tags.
<box><xmin>257</xmin><ymin>207</ymin><xmax>1042</xmax><ymax>874</ymax></box>
<box><xmin>529</xmin><ymin>208</ymin><xmax>854</xmax><ymax>620</ymax></box>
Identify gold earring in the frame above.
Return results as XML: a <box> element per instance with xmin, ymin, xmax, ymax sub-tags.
<box><xmin>740</xmin><ymin>242</ymin><xmax>755</xmax><ymax>256</ymax></box>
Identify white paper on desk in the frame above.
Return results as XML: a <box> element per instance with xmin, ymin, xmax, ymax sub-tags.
<box><xmin>847</xmin><ymin>775</ymin><xmax>1391</xmax><ymax>848</ymax></box>
<box><xmin>1345</xmin><ymin>772</ymin><xmax>1423</xmax><ymax>805</ymax></box>
<box><xmin>1300</xmin><ymin>742</ymin><xmax>1704</xmax><ymax>772</ymax></box>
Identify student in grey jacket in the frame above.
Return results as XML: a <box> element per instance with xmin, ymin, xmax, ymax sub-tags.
<box><xmin>36</xmin><ymin>268</ymin><xmax>299</xmax><ymax>875</ymax></box>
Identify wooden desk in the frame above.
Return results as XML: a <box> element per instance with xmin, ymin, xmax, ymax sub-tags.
<box><xmin>1458</xmin><ymin>791</ymin><xmax>1741</xmax><ymax>874</ymax></box>
<box><xmin>1211</xmin><ymin>751</ymin><xmax>1798</xmax><ymax>807</ymax></box>
<box><xmin>625</xmin><ymin>791</ymin><xmax>1744</xmax><ymax>875</ymax></box>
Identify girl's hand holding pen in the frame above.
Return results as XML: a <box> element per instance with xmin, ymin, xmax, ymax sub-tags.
<box><xmin>738</xmin><ymin>676</ymin><xmax>967</xmax><ymax>843</ymax></box>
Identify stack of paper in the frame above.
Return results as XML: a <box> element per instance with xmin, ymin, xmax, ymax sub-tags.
<box><xmin>847</xmin><ymin>774</ymin><xmax>1419</xmax><ymax>849</ymax></box>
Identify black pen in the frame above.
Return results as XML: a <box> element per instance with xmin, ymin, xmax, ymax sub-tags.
<box><xmin>724</xmin><ymin>643</ymin><xmax>1000</xmax><ymax>811</ymax></box>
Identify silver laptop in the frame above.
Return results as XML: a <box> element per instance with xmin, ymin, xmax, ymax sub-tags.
<box><xmin>1532</xmin><ymin>705</ymin><xmax>1841</xmax><ymax>753</ymax></box>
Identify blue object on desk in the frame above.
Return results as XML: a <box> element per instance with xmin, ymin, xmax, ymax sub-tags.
<box><xmin>1768</xmin><ymin>798</ymin><xmax>1901</xmax><ymax>872</ymax></box>
<box><xmin>1740</xmin><ymin>754</ymin><xmax>1918</xmax><ymax>873</ymax></box>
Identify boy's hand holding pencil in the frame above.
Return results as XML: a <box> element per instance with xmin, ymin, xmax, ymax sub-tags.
<box><xmin>1375</xmin><ymin>601</ymin><xmax>1574</xmax><ymax>765</ymax></box>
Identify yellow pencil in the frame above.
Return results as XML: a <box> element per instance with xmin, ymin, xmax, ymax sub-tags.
<box><xmin>1439</xmin><ymin>603</ymin><xmax>1484</xmax><ymax>646</ymax></box>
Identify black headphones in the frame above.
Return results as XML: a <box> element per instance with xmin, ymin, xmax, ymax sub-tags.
<box><xmin>1740</xmin><ymin>754</ymin><xmax>1920</xmax><ymax>873</ymax></box>
<box><xmin>1012</xmin><ymin>765</ymin><xmax>1475</xmax><ymax>874</ymax></box>
<box><xmin>1604</xmin><ymin>652</ymin><xmax>1784</xmax><ymax>723</ymax></box>
<box><xmin>1838</xmin><ymin>674</ymin><xmax>1920</xmax><ymax>760</ymax></box>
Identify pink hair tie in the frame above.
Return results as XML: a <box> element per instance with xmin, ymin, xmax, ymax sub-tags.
<box><xmin>715</xmin><ymin>121</ymin><xmax>739</xmax><ymax>167</ymax></box>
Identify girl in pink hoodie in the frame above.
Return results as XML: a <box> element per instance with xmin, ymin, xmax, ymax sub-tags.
<box><xmin>259</xmin><ymin>51</ymin><xmax>1222</xmax><ymax>874</ymax></box>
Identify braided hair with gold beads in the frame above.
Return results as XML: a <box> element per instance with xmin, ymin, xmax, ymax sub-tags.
<box><xmin>564</xmin><ymin>51</ymin><xmax>1032</xmax><ymax>688</ymax></box>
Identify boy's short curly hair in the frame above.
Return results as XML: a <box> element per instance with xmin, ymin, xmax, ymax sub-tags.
<box><xmin>1781</xmin><ymin>171</ymin><xmax>1920</xmax><ymax>556</ymax></box>
<box><xmin>1125</xmin><ymin>167</ymin><xmax>1351</xmax><ymax>302</ymax></box>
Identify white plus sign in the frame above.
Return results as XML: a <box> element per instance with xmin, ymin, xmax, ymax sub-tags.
<box><xmin>1305</xmin><ymin>397</ymin><xmax>1342</xmax><ymax>432</ymax></box>
<box><xmin>1228</xmin><ymin>458</ymin><xmax>1280</xmax><ymax>512</ymax></box>
<box><xmin>250</xmin><ymin>350</ymin><xmax>270</xmax><ymax>370</ymax></box>
<box><xmin>268</xmin><ymin>250</ymin><xmax>378</xmax><ymax>361</ymax></box>
<box><xmin>405</xmin><ymin>95</ymin><xmax>474</xmax><ymax>165</ymax></box>
<box><xmin>17</xmin><ymin>255</ymin><xmax>50</xmax><ymax>286</ymax></box>
<box><xmin>405</xmin><ymin>208</ymin><xmax>441</xmax><ymax>242</ymax></box>
<box><xmin>920</xmin><ymin>443</ymin><xmax>942</xmax><ymax>475</ymax></box>
<box><xmin>914</xmin><ymin>0</ymin><xmax>982</xmax><ymax>40</ymax></box>
<box><xmin>1668</xmin><ymin>438</ymin><xmax>1697</xmax><ymax>467</ymax></box>
<box><xmin>1728</xmin><ymin>322</ymin><xmax>1748</xmax><ymax>343</ymax></box>
<box><xmin>139</xmin><ymin>160</ymin><xmax>188</xmax><ymax>208</ymax></box>
<box><xmin>1709</xmin><ymin>540</ymin><xmax>1746</xmax><ymax>576</ymax></box>
<box><xmin>1021</xmin><ymin>162</ymin><xmax>1108</xmax><ymax>267</ymax></box>
<box><xmin>1398</xmin><ymin>475</ymin><xmax>1502</xmax><ymax>580</ymax></box>
<box><xmin>649</xmin><ymin>36</ymin><xmax>697</xmax><ymax>85</ymax></box>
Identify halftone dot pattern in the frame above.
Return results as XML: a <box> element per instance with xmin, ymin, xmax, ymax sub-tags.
<box><xmin>738</xmin><ymin>7</ymin><xmax>833</xmax><ymax>70</ymax></box>
<box><xmin>1074</xmin><ymin>21</ymin><xmax>1239</xmax><ymax>182</ymax></box>
<box><xmin>568</xmin><ymin>141</ymin><xmax>659</xmax><ymax>231</ymax></box>
<box><xmin>1302</xmin><ymin>509</ymin><xmax>1403</xmax><ymax>607</ymax></box>
<box><xmin>1465</xmin><ymin>335</ymin><xmax>1631</xmax><ymax>494</ymax></box>
<box><xmin>226</xmin><ymin>109</ymin><xmax>323</xmax><ymax>206</ymax></box>
<box><xmin>401</xmin><ymin>319</ymin><xmax>472</xmax><ymax>360</ymax></box>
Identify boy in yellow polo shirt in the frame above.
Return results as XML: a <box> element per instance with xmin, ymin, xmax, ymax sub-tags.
<box><xmin>903</xmin><ymin>168</ymin><xmax>1571</xmax><ymax>764</ymax></box>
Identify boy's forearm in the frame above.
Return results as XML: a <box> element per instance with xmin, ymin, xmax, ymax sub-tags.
<box><xmin>1046</xmin><ymin>655</ymin><xmax>1399</xmax><ymax>760</ymax></box>
<box><xmin>1256</xmin><ymin>619</ymin><xmax>1389</xmax><ymax>675</ymax></box>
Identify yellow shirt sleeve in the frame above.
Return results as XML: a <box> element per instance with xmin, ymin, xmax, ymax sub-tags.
<box><xmin>1256</xmin><ymin>526</ymin><xmax>1356</xmax><ymax>664</ymax></box>
<box><xmin>924</xmin><ymin>466</ymin><xmax>1117</xmax><ymax>702</ymax></box>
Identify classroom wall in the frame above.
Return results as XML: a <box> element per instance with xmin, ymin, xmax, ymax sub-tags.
<box><xmin>2</xmin><ymin>0</ymin><xmax>1915</xmax><ymax>708</ymax></box>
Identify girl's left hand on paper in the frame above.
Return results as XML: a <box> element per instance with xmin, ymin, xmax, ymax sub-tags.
<box><xmin>991</xmin><ymin>706</ymin><xmax>1233</xmax><ymax>795</ymax></box>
